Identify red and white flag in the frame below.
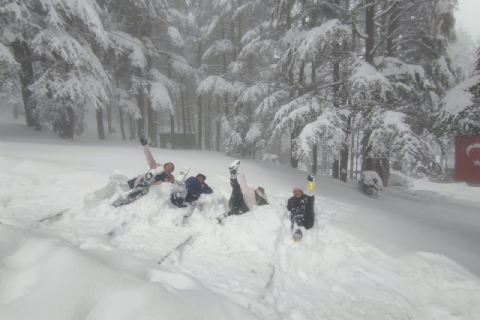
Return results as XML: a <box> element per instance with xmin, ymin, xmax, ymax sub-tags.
<box><xmin>455</xmin><ymin>136</ymin><xmax>480</xmax><ymax>184</ymax></box>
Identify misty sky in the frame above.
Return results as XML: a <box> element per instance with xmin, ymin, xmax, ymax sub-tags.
<box><xmin>456</xmin><ymin>0</ymin><xmax>480</xmax><ymax>43</ymax></box>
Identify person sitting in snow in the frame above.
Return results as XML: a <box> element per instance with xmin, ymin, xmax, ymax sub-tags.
<box><xmin>217</xmin><ymin>160</ymin><xmax>268</xmax><ymax>223</ymax></box>
<box><xmin>184</xmin><ymin>173</ymin><xmax>213</xmax><ymax>203</ymax></box>
<box><xmin>287</xmin><ymin>174</ymin><xmax>315</xmax><ymax>241</ymax></box>
<box><xmin>169</xmin><ymin>174</ymin><xmax>213</xmax><ymax>225</ymax></box>
<box><xmin>126</xmin><ymin>138</ymin><xmax>175</xmax><ymax>189</ymax></box>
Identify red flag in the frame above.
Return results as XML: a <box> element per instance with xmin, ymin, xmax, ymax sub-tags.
<box><xmin>455</xmin><ymin>136</ymin><xmax>480</xmax><ymax>184</ymax></box>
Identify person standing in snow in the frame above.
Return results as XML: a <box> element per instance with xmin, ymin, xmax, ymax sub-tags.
<box><xmin>287</xmin><ymin>174</ymin><xmax>315</xmax><ymax>241</ymax></box>
<box><xmin>126</xmin><ymin>138</ymin><xmax>175</xmax><ymax>189</ymax></box>
<box><xmin>217</xmin><ymin>160</ymin><xmax>268</xmax><ymax>223</ymax></box>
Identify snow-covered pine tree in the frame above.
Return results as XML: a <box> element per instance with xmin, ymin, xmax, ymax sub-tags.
<box><xmin>0</xmin><ymin>0</ymin><xmax>39</xmax><ymax>128</ymax></box>
<box><xmin>27</xmin><ymin>0</ymin><xmax>112</xmax><ymax>138</ymax></box>
<box><xmin>0</xmin><ymin>43</ymin><xmax>20</xmax><ymax>107</ymax></box>
<box><xmin>104</xmin><ymin>0</ymin><xmax>191</xmax><ymax>145</ymax></box>
<box><xmin>436</xmin><ymin>48</ymin><xmax>480</xmax><ymax>136</ymax></box>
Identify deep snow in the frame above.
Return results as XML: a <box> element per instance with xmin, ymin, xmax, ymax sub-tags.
<box><xmin>1</xmin><ymin>122</ymin><xmax>480</xmax><ymax>320</ymax></box>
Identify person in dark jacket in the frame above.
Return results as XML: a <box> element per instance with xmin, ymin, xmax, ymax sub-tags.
<box><xmin>287</xmin><ymin>174</ymin><xmax>315</xmax><ymax>240</ymax></box>
<box><xmin>217</xmin><ymin>160</ymin><xmax>268</xmax><ymax>223</ymax></box>
<box><xmin>185</xmin><ymin>173</ymin><xmax>213</xmax><ymax>203</ymax></box>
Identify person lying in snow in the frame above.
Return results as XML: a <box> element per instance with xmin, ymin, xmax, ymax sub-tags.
<box><xmin>287</xmin><ymin>174</ymin><xmax>315</xmax><ymax>241</ymax></box>
<box><xmin>170</xmin><ymin>166</ymin><xmax>192</xmax><ymax>208</ymax></box>
<box><xmin>169</xmin><ymin>173</ymin><xmax>213</xmax><ymax>225</ymax></box>
<box><xmin>217</xmin><ymin>160</ymin><xmax>268</xmax><ymax>223</ymax></box>
<box><xmin>112</xmin><ymin>166</ymin><xmax>166</xmax><ymax>207</ymax></box>
<box><xmin>126</xmin><ymin>138</ymin><xmax>175</xmax><ymax>189</ymax></box>
<box><xmin>184</xmin><ymin>173</ymin><xmax>213</xmax><ymax>203</ymax></box>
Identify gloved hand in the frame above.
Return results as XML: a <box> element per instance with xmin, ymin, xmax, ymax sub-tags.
<box><xmin>308</xmin><ymin>174</ymin><xmax>316</xmax><ymax>182</ymax></box>
<box><xmin>140</xmin><ymin>137</ymin><xmax>148</xmax><ymax>146</ymax></box>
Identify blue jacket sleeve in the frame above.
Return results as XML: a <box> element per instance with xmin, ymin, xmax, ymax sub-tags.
<box><xmin>203</xmin><ymin>183</ymin><xmax>213</xmax><ymax>194</ymax></box>
<box><xmin>186</xmin><ymin>177</ymin><xmax>202</xmax><ymax>197</ymax></box>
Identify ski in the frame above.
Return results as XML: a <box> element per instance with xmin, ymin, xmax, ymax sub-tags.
<box><xmin>39</xmin><ymin>209</ymin><xmax>69</xmax><ymax>223</ymax></box>
<box><xmin>157</xmin><ymin>236</ymin><xmax>192</xmax><ymax>264</ymax></box>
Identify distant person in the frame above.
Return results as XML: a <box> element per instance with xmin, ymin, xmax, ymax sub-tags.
<box><xmin>127</xmin><ymin>138</ymin><xmax>175</xmax><ymax>189</ymax></box>
<box><xmin>217</xmin><ymin>160</ymin><xmax>268</xmax><ymax>223</ymax></box>
<box><xmin>287</xmin><ymin>174</ymin><xmax>315</xmax><ymax>241</ymax></box>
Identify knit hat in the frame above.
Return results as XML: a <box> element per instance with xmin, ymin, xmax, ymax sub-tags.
<box><xmin>196</xmin><ymin>173</ymin><xmax>207</xmax><ymax>181</ymax></box>
<box><xmin>292</xmin><ymin>186</ymin><xmax>303</xmax><ymax>195</ymax></box>
<box><xmin>164</xmin><ymin>162</ymin><xmax>174</xmax><ymax>172</ymax></box>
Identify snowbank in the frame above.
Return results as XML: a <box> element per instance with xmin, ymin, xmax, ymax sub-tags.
<box><xmin>0</xmin><ymin>225</ymin><xmax>260</xmax><ymax>320</ymax></box>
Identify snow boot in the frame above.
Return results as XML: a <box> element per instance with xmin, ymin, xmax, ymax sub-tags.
<box><xmin>307</xmin><ymin>174</ymin><xmax>316</xmax><ymax>193</ymax></box>
<box><xmin>176</xmin><ymin>166</ymin><xmax>190</xmax><ymax>184</ymax></box>
<box><xmin>229</xmin><ymin>160</ymin><xmax>241</xmax><ymax>178</ymax></box>
<box><xmin>293</xmin><ymin>228</ymin><xmax>303</xmax><ymax>241</ymax></box>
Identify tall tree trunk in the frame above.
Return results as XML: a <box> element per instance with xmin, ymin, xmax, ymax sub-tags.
<box><xmin>181</xmin><ymin>79</ymin><xmax>187</xmax><ymax>135</ymax></box>
<box><xmin>332</xmin><ymin>155</ymin><xmax>339</xmax><ymax>179</ymax></box>
<box><xmin>216</xmin><ymin>96</ymin><xmax>221</xmax><ymax>151</ymax></box>
<box><xmin>107</xmin><ymin>106</ymin><xmax>114</xmax><ymax>133</ymax></box>
<box><xmin>349</xmin><ymin>127</ymin><xmax>355</xmax><ymax>179</ymax></box>
<box><xmin>66</xmin><ymin>107</ymin><xmax>75</xmax><ymax>139</ymax></box>
<box><xmin>13</xmin><ymin>41</ymin><xmax>38</xmax><ymax>129</ymax></box>
<box><xmin>97</xmin><ymin>108</ymin><xmax>105</xmax><ymax>140</ymax></box>
<box><xmin>186</xmin><ymin>84</ymin><xmax>192</xmax><ymax>134</ymax></box>
<box><xmin>340</xmin><ymin>117</ymin><xmax>352</xmax><ymax>183</ymax></box>
<box><xmin>290</xmin><ymin>127</ymin><xmax>299</xmax><ymax>168</ymax></box>
<box><xmin>206</xmin><ymin>94</ymin><xmax>211</xmax><ymax>150</ymax></box>
<box><xmin>365</xmin><ymin>0</ymin><xmax>375</xmax><ymax>65</ymax></box>
<box><xmin>363</xmin><ymin>0</ymin><xmax>375</xmax><ymax>171</ymax></box>
<box><xmin>332</xmin><ymin>55</ymin><xmax>340</xmax><ymax>178</ymax></box>
<box><xmin>312</xmin><ymin>143</ymin><xmax>318</xmax><ymax>174</ymax></box>
<box><xmin>119</xmin><ymin>107</ymin><xmax>126</xmax><ymax>141</ymax></box>
<box><xmin>115</xmin><ymin>67</ymin><xmax>126</xmax><ymax>141</ymax></box>
<box><xmin>137</xmin><ymin>89</ymin><xmax>144</xmax><ymax>138</ymax></box>
<box><xmin>340</xmin><ymin>148</ymin><xmax>348</xmax><ymax>182</ymax></box>
<box><xmin>13</xmin><ymin>104</ymin><xmax>19</xmax><ymax>119</ymax></box>
<box><xmin>170</xmin><ymin>114</ymin><xmax>175</xmax><ymax>149</ymax></box>
<box><xmin>197</xmin><ymin>96</ymin><xmax>202</xmax><ymax>149</ymax></box>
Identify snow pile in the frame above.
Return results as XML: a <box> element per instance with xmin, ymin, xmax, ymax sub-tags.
<box><xmin>0</xmin><ymin>225</ymin><xmax>260</xmax><ymax>320</ymax></box>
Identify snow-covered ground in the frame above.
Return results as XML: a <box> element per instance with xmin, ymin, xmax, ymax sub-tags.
<box><xmin>1</xmin><ymin>122</ymin><xmax>480</xmax><ymax>320</ymax></box>
<box><xmin>413</xmin><ymin>178</ymin><xmax>480</xmax><ymax>204</ymax></box>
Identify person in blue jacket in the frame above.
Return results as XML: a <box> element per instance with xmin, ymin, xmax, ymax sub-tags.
<box><xmin>185</xmin><ymin>173</ymin><xmax>213</xmax><ymax>203</ymax></box>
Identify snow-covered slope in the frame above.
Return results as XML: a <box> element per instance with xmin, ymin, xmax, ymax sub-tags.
<box><xmin>1</xmin><ymin>123</ymin><xmax>480</xmax><ymax>319</ymax></box>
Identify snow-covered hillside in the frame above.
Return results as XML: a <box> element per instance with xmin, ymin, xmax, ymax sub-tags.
<box><xmin>1</xmin><ymin>123</ymin><xmax>480</xmax><ymax>320</ymax></box>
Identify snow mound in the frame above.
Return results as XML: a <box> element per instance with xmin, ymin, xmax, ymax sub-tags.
<box><xmin>0</xmin><ymin>224</ymin><xmax>260</xmax><ymax>320</ymax></box>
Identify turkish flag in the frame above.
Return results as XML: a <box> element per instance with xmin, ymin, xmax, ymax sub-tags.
<box><xmin>455</xmin><ymin>136</ymin><xmax>480</xmax><ymax>184</ymax></box>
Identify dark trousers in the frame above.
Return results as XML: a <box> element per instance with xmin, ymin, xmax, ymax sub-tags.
<box><xmin>227</xmin><ymin>178</ymin><xmax>249</xmax><ymax>216</ymax></box>
<box><xmin>113</xmin><ymin>174</ymin><xmax>153</xmax><ymax>207</ymax></box>
<box><xmin>291</xmin><ymin>195</ymin><xmax>315</xmax><ymax>230</ymax></box>
<box><xmin>304</xmin><ymin>195</ymin><xmax>315</xmax><ymax>229</ymax></box>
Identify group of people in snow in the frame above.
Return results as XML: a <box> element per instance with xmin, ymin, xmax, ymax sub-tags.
<box><xmin>113</xmin><ymin>138</ymin><xmax>316</xmax><ymax>240</ymax></box>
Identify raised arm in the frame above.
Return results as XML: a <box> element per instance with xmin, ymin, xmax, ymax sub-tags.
<box><xmin>143</xmin><ymin>145</ymin><xmax>159</xmax><ymax>169</ymax></box>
